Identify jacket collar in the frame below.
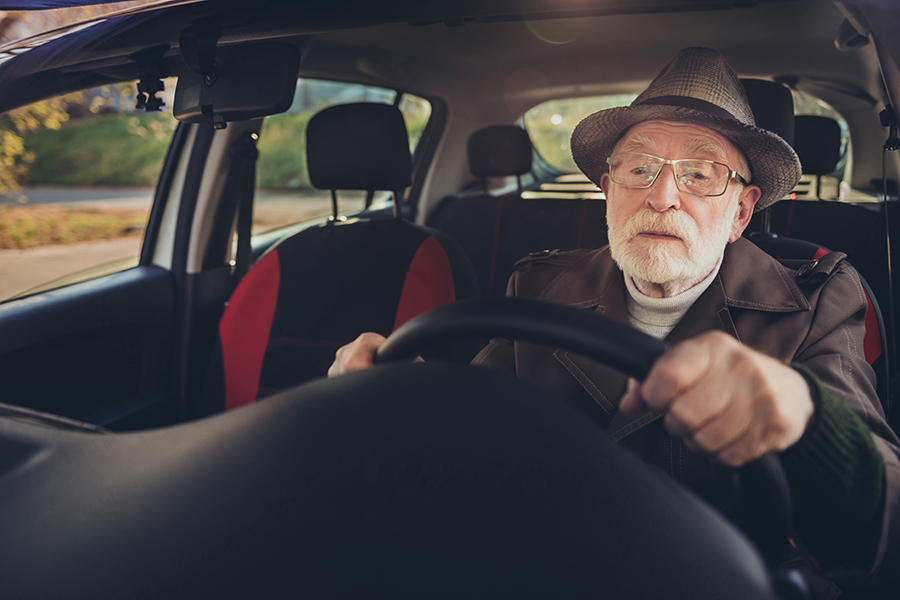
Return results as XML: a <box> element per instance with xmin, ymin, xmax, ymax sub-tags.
<box><xmin>545</xmin><ymin>237</ymin><xmax>809</xmax><ymax>440</ymax></box>
<box><xmin>542</xmin><ymin>237</ymin><xmax>809</xmax><ymax>314</ymax></box>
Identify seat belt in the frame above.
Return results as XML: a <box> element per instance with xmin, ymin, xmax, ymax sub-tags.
<box><xmin>232</xmin><ymin>133</ymin><xmax>258</xmax><ymax>283</ymax></box>
<box><xmin>203</xmin><ymin>131</ymin><xmax>259</xmax><ymax>284</ymax></box>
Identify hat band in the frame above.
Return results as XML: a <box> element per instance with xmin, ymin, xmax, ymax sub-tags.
<box><xmin>635</xmin><ymin>96</ymin><xmax>739</xmax><ymax>122</ymax></box>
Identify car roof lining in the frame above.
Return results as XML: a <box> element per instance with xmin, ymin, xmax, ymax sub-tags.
<box><xmin>0</xmin><ymin>1</ymin><xmax>872</xmax><ymax>113</ymax></box>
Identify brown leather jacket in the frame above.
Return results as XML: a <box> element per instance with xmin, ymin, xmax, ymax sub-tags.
<box><xmin>472</xmin><ymin>237</ymin><xmax>900</xmax><ymax>582</ymax></box>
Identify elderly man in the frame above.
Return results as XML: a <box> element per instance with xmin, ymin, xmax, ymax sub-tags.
<box><xmin>329</xmin><ymin>47</ymin><xmax>899</xmax><ymax>590</ymax></box>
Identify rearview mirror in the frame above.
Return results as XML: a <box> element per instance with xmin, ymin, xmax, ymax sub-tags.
<box><xmin>174</xmin><ymin>42</ymin><xmax>301</xmax><ymax>126</ymax></box>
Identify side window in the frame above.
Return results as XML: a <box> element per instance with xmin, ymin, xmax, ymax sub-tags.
<box><xmin>0</xmin><ymin>81</ymin><xmax>177</xmax><ymax>302</ymax></box>
<box><xmin>252</xmin><ymin>79</ymin><xmax>432</xmax><ymax>236</ymax></box>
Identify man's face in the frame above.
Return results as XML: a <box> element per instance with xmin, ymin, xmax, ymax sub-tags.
<box><xmin>599</xmin><ymin>120</ymin><xmax>761</xmax><ymax>292</ymax></box>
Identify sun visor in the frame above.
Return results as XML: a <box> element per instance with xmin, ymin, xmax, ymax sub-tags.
<box><xmin>174</xmin><ymin>43</ymin><xmax>300</xmax><ymax>126</ymax></box>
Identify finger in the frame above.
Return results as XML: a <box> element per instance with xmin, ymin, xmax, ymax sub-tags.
<box><xmin>618</xmin><ymin>378</ymin><xmax>644</xmax><ymax>412</ymax></box>
<box><xmin>663</xmin><ymin>368</ymin><xmax>741</xmax><ymax>439</ymax></box>
<box><xmin>640</xmin><ymin>335</ymin><xmax>718</xmax><ymax>411</ymax></box>
<box><xmin>327</xmin><ymin>332</ymin><xmax>385</xmax><ymax>377</ymax></box>
<box><xmin>713</xmin><ymin>428</ymin><xmax>763</xmax><ymax>468</ymax></box>
<box><xmin>683</xmin><ymin>394</ymin><xmax>754</xmax><ymax>455</ymax></box>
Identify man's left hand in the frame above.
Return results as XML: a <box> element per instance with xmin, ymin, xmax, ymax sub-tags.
<box><xmin>619</xmin><ymin>330</ymin><xmax>815</xmax><ymax>467</ymax></box>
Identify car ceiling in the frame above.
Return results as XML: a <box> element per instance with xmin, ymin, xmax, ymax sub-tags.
<box><xmin>0</xmin><ymin>0</ymin><xmax>896</xmax><ymax>191</ymax></box>
<box><xmin>0</xmin><ymin>1</ymin><xmax>882</xmax><ymax>110</ymax></box>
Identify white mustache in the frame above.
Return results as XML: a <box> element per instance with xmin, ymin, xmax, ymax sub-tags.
<box><xmin>623</xmin><ymin>210</ymin><xmax>697</xmax><ymax>248</ymax></box>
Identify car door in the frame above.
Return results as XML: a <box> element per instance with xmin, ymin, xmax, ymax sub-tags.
<box><xmin>0</xmin><ymin>78</ymin><xmax>260</xmax><ymax>430</ymax></box>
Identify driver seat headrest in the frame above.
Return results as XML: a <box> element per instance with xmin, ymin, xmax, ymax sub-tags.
<box><xmin>306</xmin><ymin>102</ymin><xmax>412</xmax><ymax>192</ymax></box>
<box><xmin>467</xmin><ymin>125</ymin><xmax>533</xmax><ymax>178</ymax></box>
<box><xmin>794</xmin><ymin>115</ymin><xmax>842</xmax><ymax>176</ymax></box>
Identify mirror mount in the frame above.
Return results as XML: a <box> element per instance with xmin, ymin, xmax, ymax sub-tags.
<box><xmin>180</xmin><ymin>24</ymin><xmax>222</xmax><ymax>83</ymax></box>
<box><xmin>130</xmin><ymin>45</ymin><xmax>170</xmax><ymax>112</ymax></box>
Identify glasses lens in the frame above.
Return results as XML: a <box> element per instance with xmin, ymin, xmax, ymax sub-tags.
<box><xmin>607</xmin><ymin>153</ymin><xmax>732</xmax><ymax>196</ymax></box>
<box><xmin>608</xmin><ymin>153</ymin><xmax>662</xmax><ymax>187</ymax></box>
<box><xmin>674</xmin><ymin>160</ymin><xmax>729</xmax><ymax>195</ymax></box>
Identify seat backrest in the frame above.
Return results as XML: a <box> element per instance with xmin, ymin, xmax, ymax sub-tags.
<box><xmin>750</xmin><ymin>115</ymin><xmax>890</xmax><ymax>313</ymax></box>
<box><xmin>200</xmin><ymin>103</ymin><xmax>479</xmax><ymax>414</ymax></box>
<box><xmin>428</xmin><ymin>125</ymin><xmax>607</xmax><ymax>298</ymax></box>
<box><xmin>748</xmin><ymin>233</ymin><xmax>889</xmax><ymax>412</ymax></box>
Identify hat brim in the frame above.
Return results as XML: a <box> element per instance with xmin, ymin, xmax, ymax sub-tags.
<box><xmin>570</xmin><ymin>105</ymin><xmax>801</xmax><ymax>211</ymax></box>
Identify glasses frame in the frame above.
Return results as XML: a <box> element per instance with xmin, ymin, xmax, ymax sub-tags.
<box><xmin>605</xmin><ymin>152</ymin><xmax>750</xmax><ymax>197</ymax></box>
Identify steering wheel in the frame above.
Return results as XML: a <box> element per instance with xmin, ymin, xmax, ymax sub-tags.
<box><xmin>376</xmin><ymin>297</ymin><xmax>793</xmax><ymax>568</ymax></box>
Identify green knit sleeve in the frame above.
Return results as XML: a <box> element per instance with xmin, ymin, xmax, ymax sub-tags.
<box><xmin>780</xmin><ymin>363</ymin><xmax>885</xmax><ymax>570</ymax></box>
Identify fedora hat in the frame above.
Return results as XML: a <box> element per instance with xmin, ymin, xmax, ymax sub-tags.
<box><xmin>571</xmin><ymin>47</ymin><xmax>801</xmax><ymax>211</ymax></box>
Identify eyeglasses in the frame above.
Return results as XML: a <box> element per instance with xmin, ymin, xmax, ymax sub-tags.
<box><xmin>606</xmin><ymin>152</ymin><xmax>750</xmax><ymax>197</ymax></box>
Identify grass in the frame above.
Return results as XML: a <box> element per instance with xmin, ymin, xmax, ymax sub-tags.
<box><xmin>0</xmin><ymin>205</ymin><xmax>148</xmax><ymax>249</ymax></box>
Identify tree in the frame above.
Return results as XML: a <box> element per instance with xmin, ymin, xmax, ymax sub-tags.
<box><xmin>0</xmin><ymin>95</ymin><xmax>80</xmax><ymax>197</ymax></box>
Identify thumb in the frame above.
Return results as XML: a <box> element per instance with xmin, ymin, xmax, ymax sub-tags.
<box><xmin>618</xmin><ymin>377</ymin><xmax>645</xmax><ymax>413</ymax></box>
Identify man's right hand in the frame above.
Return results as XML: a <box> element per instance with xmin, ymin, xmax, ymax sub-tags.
<box><xmin>327</xmin><ymin>332</ymin><xmax>386</xmax><ymax>377</ymax></box>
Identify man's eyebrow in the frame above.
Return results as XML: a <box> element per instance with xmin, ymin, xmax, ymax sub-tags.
<box><xmin>616</xmin><ymin>132</ymin><xmax>657</xmax><ymax>153</ymax></box>
<box><xmin>683</xmin><ymin>137</ymin><xmax>728</xmax><ymax>162</ymax></box>
<box><xmin>615</xmin><ymin>133</ymin><xmax>732</xmax><ymax>164</ymax></box>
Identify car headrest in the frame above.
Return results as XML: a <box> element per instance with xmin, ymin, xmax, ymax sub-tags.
<box><xmin>794</xmin><ymin>115</ymin><xmax>842</xmax><ymax>176</ymax></box>
<box><xmin>741</xmin><ymin>79</ymin><xmax>795</xmax><ymax>147</ymax></box>
<box><xmin>467</xmin><ymin>125</ymin><xmax>533</xmax><ymax>178</ymax></box>
<box><xmin>307</xmin><ymin>103</ymin><xmax>412</xmax><ymax>192</ymax></box>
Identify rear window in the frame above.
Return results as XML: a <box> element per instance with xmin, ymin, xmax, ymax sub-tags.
<box><xmin>524</xmin><ymin>90</ymin><xmax>867</xmax><ymax>203</ymax></box>
<box><xmin>523</xmin><ymin>94</ymin><xmax>637</xmax><ymax>173</ymax></box>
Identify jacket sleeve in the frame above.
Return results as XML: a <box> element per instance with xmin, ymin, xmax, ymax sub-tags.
<box><xmin>470</xmin><ymin>268</ymin><xmax>525</xmax><ymax>375</ymax></box>
<box><xmin>783</xmin><ymin>263</ymin><xmax>900</xmax><ymax>585</ymax></box>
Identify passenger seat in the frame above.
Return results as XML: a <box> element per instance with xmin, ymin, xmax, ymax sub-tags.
<box><xmin>200</xmin><ymin>103</ymin><xmax>479</xmax><ymax>414</ymax></box>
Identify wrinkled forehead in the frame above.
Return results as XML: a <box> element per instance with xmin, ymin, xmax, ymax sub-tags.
<box><xmin>614</xmin><ymin>120</ymin><xmax>742</xmax><ymax>165</ymax></box>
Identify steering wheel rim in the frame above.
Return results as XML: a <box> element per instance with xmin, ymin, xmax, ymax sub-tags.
<box><xmin>376</xmin><ymin>297</ymin><xmax>669</xmax><ymax>379</ymax></box>
<box><xmin>376</xmin><ymin>297</ymin><xmax>793</xmax><ymax>567</ymax></box>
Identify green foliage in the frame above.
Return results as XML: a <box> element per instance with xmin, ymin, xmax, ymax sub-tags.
<box><xmin>0</xmin><ymin>94</ymin><xmax>81</xmax><ymax>195</ymax></box>
<box><xmin>20</xmin><ymin>112</ymin><xmax>176</xmax><ymax>186</ymax></box>
<box><xmin>256</xmin><ymin>112</ymin><xmax>313</xmax><ymax>189</ymax></box>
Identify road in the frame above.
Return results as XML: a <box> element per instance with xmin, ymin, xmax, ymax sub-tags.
<box><xmin>0</xmin><ymin>186</ymin><xmax>369</xmax><ymax>301</ymax></box>
<box><xmin>1</xmin><ymin>186</ymin><xmax>155</xmax><ymax>209</ymax></box>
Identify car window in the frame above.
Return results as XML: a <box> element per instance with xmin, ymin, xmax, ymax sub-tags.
<box><xmin>253</xmin><ymin>79</ymin><xmax>432</xmax><ymax>235</ymax></box>
<box><xmin>523</xmin><ymin>90</ymin><xmax>872</xmax><ymax>203</ymax></box>
<box><xmin>790</xmin><ymin>90</ymin><xmax>865</xmax><ymax>202</ymax></box>
<box><xmin>523</xmin><ymin>94</ymin><xmax>637</xmax><ymax>174</ymax></box>
<box><xmin>0</xmin><ymin>80</ymin><xmax>176</xmax><ymax>303</ymax></box>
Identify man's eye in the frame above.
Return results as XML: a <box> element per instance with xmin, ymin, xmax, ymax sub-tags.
<box><xmin>631</xmin><ymin>166</ymin><xmax>650</xmax><ymax>175</ymax></box>
<box><xmin>687</xmin><ymin>170</ymin><xmax>709</xmax><ymax>181</ymax></box>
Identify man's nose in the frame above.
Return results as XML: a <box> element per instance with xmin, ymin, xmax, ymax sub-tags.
<box><xmin>644</xmin><ymin>164</ymin><xmax>682</xmax><ymax>212</ymax></box>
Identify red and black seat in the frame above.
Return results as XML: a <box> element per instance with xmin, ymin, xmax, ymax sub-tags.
<box><xmin>201</xmin><ymin>103</ymin><xmax>479</xmax><ymax>414</ymax></box>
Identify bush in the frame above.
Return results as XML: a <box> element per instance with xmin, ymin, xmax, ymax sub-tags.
<box><xmin>20</xmin><ymin>112</ymin><xmax>175</xmax><ymax>186</ymax></box>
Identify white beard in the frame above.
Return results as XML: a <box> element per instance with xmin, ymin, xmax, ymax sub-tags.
<box><xmin>607</xmin><ymin>205</ymin><xmax>734</xmax><ymax>290</ymax></box>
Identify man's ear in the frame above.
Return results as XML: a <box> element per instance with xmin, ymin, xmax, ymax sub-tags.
<box><xmin>729</xmin><ymin>184</ymin><xmax>761</xmax><ymax>242</ymax></box>
<box><xmin>599</xmin><ymin>173</ymin><xmax>611</xmax><ymax>197</ymax></box>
